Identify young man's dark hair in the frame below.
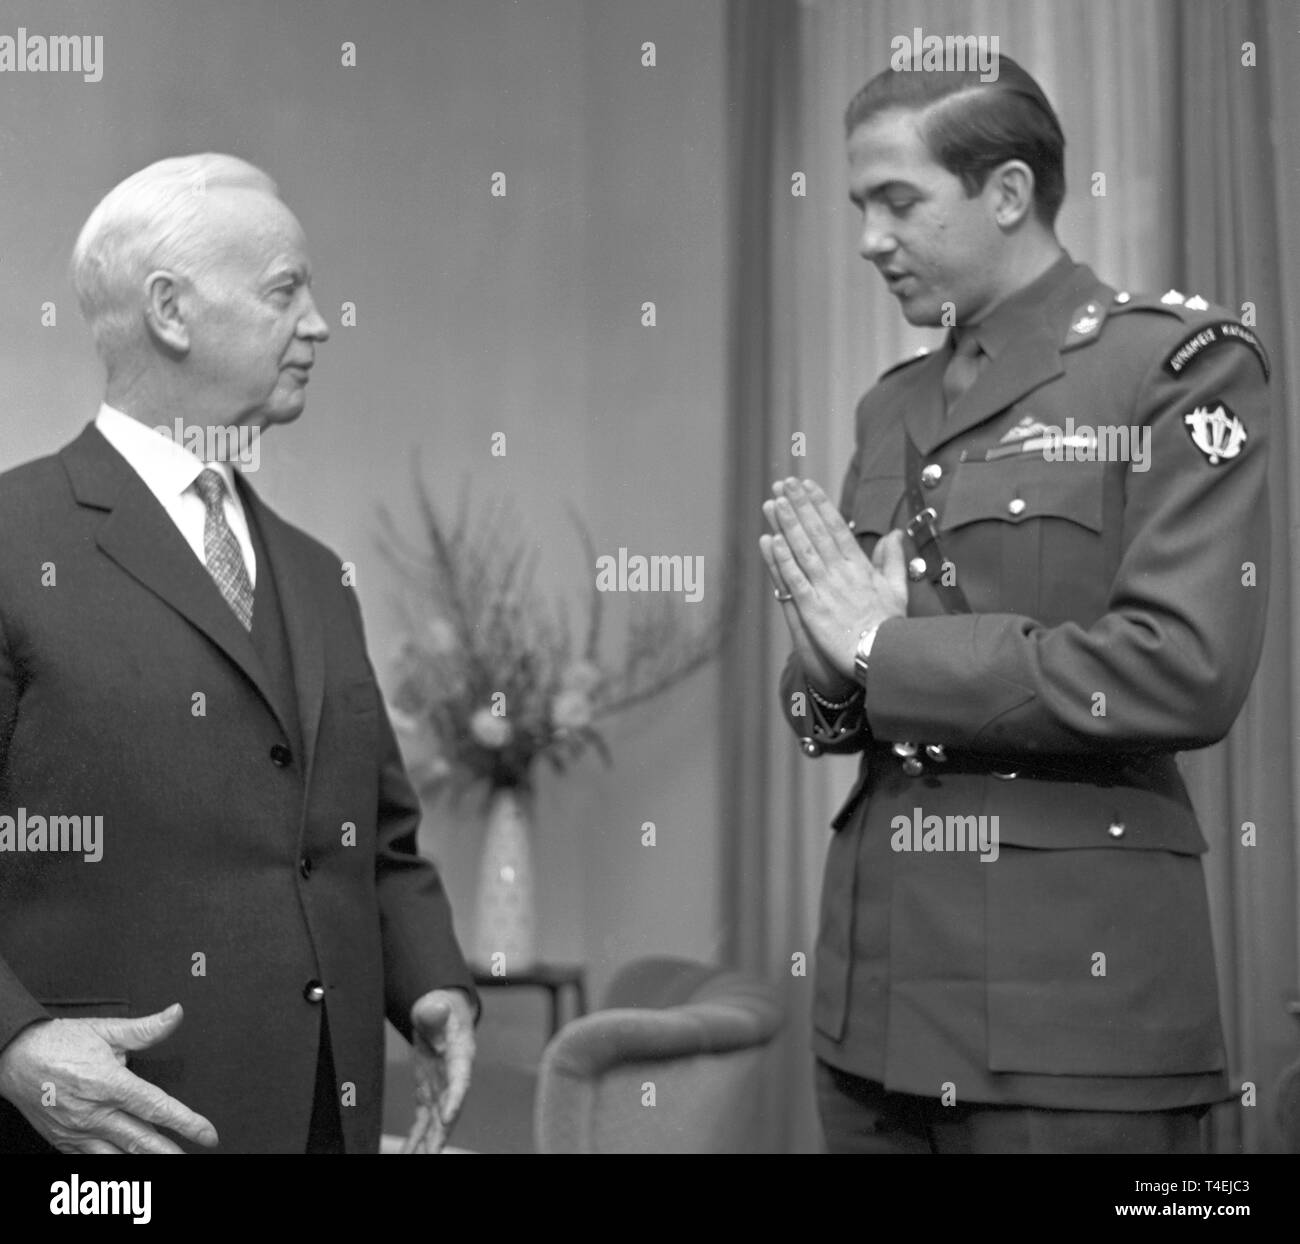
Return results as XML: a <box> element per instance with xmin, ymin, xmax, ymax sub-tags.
<box><xmin>844</xmin><ymin>55</ymin><xmax>1066</xmax><ymax>226</ymax></box>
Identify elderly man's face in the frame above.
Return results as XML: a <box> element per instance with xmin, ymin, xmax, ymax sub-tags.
<box><xmin>184</xmin><ymin>190</ymin><xmax>329</xmax><ymax>427</ymax></box>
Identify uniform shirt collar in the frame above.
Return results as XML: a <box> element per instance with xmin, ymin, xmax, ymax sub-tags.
<box><xmin>960</xmin><ymin>250</ymin><xmax>1077</xmax><ymax>360</ymax></box>
<box><xmin>94</xmin><ymin>403</ymin><xmax>239</xmax><ymax>501</ymax></box>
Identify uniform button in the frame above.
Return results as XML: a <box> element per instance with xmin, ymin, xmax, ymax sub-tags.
<box><xmin>891</xmin><ymin>740</ymin><xmax>918</xmax><ymax>758</ymax></box>
<box><xmin>847</xmin><ymin>519</ymin><xmax>856</xmax><ymax>531</ymax></box>
<box><xmin>270</xmin><ymin>743</ymin><xmax>293</xmax><ymax>767</ymax></box>
<box><xmin>901</xmin><ymin>757</ymin><xmax>924</xmax><ymax>777</ymax></box>
<box><xmin>299</xmin><ymin>856</ymin><xmax>313</xmax><ymax>879</ymax></box>
<box><xmin>907</xmin><ymin>556</ymin><xmax>927</xmax><ymax>581</ymax></box>
<box><xmin>924</xmin><ymin>744</ymin><xmax>947</xmax><ymax>762</ymax></box>
<box><xmin>991</xmin><ymin>769</ymin><xmax>1018</xmax><ymax>781</ymax></box>
<box><xmin>1115</xmin><ymin>291</ymin><xmax>1131</xmax><ymax>304</ymax></box>
<box><xmin>921</xmin><ymin>463</ymin><xmax>943</xmax><ymax>488</ymax></box>
<box><xmin>800</xmin><ymin>738</ymin><xmax>822</xmax><ymax>758</ymax></box>
<box><xmin>1007</xmin><ymin>498</ymin><xmax>1026</xmax><ymax>517</ymax></box>
<box><xmin>1108</xmin><ymin>821</ymin><xmax>1126</xmax><ymax>839</ymax></box>
<box><xmin>304</xmin><ymin>981</ymin><xmax>325</xmax><ymax>1003</ymax></box>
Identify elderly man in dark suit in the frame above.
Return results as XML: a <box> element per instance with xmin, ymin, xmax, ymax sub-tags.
<box><xmin>0</xmin><ymin>154</ymin><xmax>476</xmax><ymax>1153</ymax></box>
<box><xmin>761</xmin><ymin>58</ymin><xmax>1270</xmax><ymax>1153</ymax></box>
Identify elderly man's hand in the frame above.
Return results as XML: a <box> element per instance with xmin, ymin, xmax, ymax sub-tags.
<box><xmin>403</xmin><ymin>988</ymin><xmax>476</xmax><ymax>1154</ymax></box>
<box><xmin>761</xmin><ymin>477</ymin><xmax>908</xmax><ymax>680</ymax></box>
<box><xmin>0</xmin><ymin>1003</ymin><xmax>218</xmax><ymax>1153</ymax></box>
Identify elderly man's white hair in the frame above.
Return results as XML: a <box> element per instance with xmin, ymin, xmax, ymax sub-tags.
<box><xmin>70</xmin><ymin>153</ymin><xmax>279</xmax><ymax>372</ymax></box>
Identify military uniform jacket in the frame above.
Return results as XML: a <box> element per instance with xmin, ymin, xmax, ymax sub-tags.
<box><xmin>781</xmin><ymin>254</ymin><xmax>1271</xmax><ymax>1109</ymax></box>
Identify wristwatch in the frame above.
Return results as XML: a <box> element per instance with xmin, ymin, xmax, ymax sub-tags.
<box><xmin>853</xmin><ymin>625</ymin><xmax>878</xmax><ymax>690</ymax></box>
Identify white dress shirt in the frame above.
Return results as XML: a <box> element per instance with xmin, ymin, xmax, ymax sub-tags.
<box><xmin>94</xmin><ymin>404</ymin><xmax>257</xmax><ymax>587</ymax></box>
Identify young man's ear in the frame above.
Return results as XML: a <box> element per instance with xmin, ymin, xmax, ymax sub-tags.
<box><xmin>990</xmin><ymin>160</ymin><xmax>1037</xmax><ymax>229</ymax></box>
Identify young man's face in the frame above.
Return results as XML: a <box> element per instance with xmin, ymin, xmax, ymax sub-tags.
<box><xmin>847</xmin><ymin>107</ymin><xmax>1008</xmax><ymax>328</ymax></box>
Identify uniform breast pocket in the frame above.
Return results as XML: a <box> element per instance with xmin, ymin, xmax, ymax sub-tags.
<box><xmin>940</xmin><ymin>456</ymin><xmax>1111</xmax><ymax>624</ymax></box>
<box><xmin>850</xmin><ymin>477</ymin><xmax>906</xmax><ymax>551</ymax></box>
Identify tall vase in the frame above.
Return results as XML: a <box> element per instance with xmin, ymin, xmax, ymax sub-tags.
<box><xmin>472</xmin><ymin>786</ymin><xmax>537</xmax><ymax>975</ymax></box>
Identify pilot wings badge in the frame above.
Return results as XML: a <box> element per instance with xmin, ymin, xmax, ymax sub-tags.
<box><xmin>1183</xmin><ymin>403</ymin><xmax>1247</xmax><ymax>465</ymax></box>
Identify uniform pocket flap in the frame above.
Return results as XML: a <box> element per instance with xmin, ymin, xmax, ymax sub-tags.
<box><xmin>850</xmin><ymin>477</ymin><xmax>905</xmax><ymax>537</ymax></box>
<box><xmin>943</xmin><ymin>457</ymin><xmax>1104</xmax><ymax>533</ymax></box>
<box><xmin>989</xmin><ymin>777</ymin><xmax>1207</xmax><ymax>854</ymax></box>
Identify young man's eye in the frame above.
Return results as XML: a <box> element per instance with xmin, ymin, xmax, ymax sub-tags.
<box><xmin>888</xmin><ymin>198</ymin><xmax>916</xmax><ymax>213</ymax></box>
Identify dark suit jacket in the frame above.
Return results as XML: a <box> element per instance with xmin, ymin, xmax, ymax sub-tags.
<box><xmin>0</xmin><ymin>423</ymin><xmax>475</xmax><ymax>1152</ymax></box>
<box><xmin>782</xmin><ymin>259</ymin><xmax>1270</xmax><ymax>1108</ymax></box>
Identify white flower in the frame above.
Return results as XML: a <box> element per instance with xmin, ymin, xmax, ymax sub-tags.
<box><xmin>426</xmin><ymin>616</ymin><xmax>459</xmax><ymax>655</ymax></box>
<box><xmin>470</xmin><ymin>707</ymin><xmax>513</xmax><ymax>749</ymax></box>
<box><xmin>552</xmin><ymin>690</ymin><xmax>593</xmax><ymax>731</ymax></box>
<box><xmin>560</xmin><ymin>659</ymin><xmax>603</xmax><ymax>695</ymax></box>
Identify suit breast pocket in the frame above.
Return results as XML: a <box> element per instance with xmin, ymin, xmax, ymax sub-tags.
<box><xmin>342</xmin><ymin>678</ymin><xmax>378</xmax><ymax>716</ymax></box>
<box><xmin>940</xmin><ymin>457</ymin><xmax>1111</xmax><ymax>624</ymax></box>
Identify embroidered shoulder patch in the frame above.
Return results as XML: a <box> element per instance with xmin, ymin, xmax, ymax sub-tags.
<box><xmin>1183</xmin><ymin>403</ymin><xmax>1247</xmax><ymax>465</ymax></box>
<box><xmin>1164</xmin><ymin>321</ymin><xmax>1270</xmax><ymax>382</ymax></box>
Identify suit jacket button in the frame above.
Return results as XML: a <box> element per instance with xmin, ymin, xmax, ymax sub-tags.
<box><xmin>270</xmin><ymin>744</ymin><xmax>293</xmax><ymax>767</ymax></box>
<box><xmin>1108</xmin><ymin>821</ymin><xmax>1126</xmax><ymax>839</ymax></box>
<box><xmin>907</xmin><ymin>556</ymin><xmax>927</xmax><ymax>581</ymax></box>
<box><xmin>299</xmin><ymin>856</ymin><xmax>313</xmax><ymax>879</ymax></box>
<box><xmin>304</xmin><ymin>981</ymin><xmax>325</xmax><ymax>1003</ymax></box>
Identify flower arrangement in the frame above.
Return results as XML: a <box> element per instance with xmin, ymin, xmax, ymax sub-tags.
<box><xmin>378</xmin><ymin>477</ymin><xmax>728</xmax><ymax>806</ymax></box>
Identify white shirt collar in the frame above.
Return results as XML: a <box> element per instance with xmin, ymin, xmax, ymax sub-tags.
<box><xmin>94</xmin><ymin>403</ymin><xmax>238</xmax><ymax>500</ymax></box>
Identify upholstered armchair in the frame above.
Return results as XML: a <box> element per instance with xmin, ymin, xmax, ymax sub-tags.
<box><xmin>533</xmin><ymin>956</ymin><xmax>784</xmax><ymax>1153</ymax></box>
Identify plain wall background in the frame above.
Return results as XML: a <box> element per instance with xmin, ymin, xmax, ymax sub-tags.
<box><xmin>0</xmin><ymin>0</ymin><xmax>729</xmax><ymax>1072</ymax></box>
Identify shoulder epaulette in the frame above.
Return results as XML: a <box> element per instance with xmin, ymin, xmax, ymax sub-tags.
<box><xmin>1068</xmin><ymin>288</ymin><xmax>1269</xmax><ymax>380</ymax></box>
<box><xmin>1109</xmin><ymin>288</ymin><xmax>1221</xmax><ymax>320</ymax></box>
<box><xmin>1060</xmin><ymin>288</ymin><xmax>1192</xmax><ymax>351</ymax></box>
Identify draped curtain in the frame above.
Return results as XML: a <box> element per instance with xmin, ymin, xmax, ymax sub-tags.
<box><xmin>722</xmin><ymin>0</ymin><xmax>1299</xmax><ymax>1153</ymax></box>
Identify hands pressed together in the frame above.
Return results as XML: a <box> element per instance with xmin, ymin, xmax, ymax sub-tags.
<box><xmin>759</xmin><ymin>477</ymin><xmax>909</xmax><ymax>696</ymax></box>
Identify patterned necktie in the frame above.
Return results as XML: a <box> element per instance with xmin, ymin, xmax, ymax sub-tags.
<box><xmin>941</xmin><ymin>330</ymin><xmax>984</xmax><ymax>415</ymax></box>
<box><xmin>193</xmin><ymin>468</ymin><xmax>254</xmax><ymax>630</ymax></box>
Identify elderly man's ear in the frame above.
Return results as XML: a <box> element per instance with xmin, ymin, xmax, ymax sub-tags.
<box><xmin>143</xmin><ymin>270</ymin><xmax>192</xmax><ymax>356</ymax></box>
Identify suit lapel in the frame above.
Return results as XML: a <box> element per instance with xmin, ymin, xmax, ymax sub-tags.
<box><xmin>61</xmin><ymin>424</ymin><xmax>290</xmax><ymax>740</ymax></box>
<box><xmin>239</xmin><ymin>482</ymin><xmax>325</xmax><ymax>791</ymax></box>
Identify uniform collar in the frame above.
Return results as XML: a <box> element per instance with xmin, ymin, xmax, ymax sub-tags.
<box><xmin>960</xmin><ymin>251</ymin><xmax>1077</xmax><ymax>361</ymax></box>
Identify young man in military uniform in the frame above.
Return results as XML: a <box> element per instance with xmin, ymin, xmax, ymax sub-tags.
<box><xmin>759</xmin><ymin>57</ymin><xmax>1270</xmax><ymax>1154</ymax></box>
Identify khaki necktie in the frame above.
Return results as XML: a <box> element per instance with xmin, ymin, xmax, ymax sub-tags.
<box><xmin>941</xmin><ymin>330</ymin><xmax>984</xmax><ymax>415</ymax></box>
<box><xmin>193</xmin><ymin>468</ymin><xmax>254</xmax><ymax>630</ymax></box>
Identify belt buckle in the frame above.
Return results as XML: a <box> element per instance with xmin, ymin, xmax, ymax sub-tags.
<box><xmin>906</xmin><ymin>506</ymin><xmax>937</xmax><ymax>538</ymax></box>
